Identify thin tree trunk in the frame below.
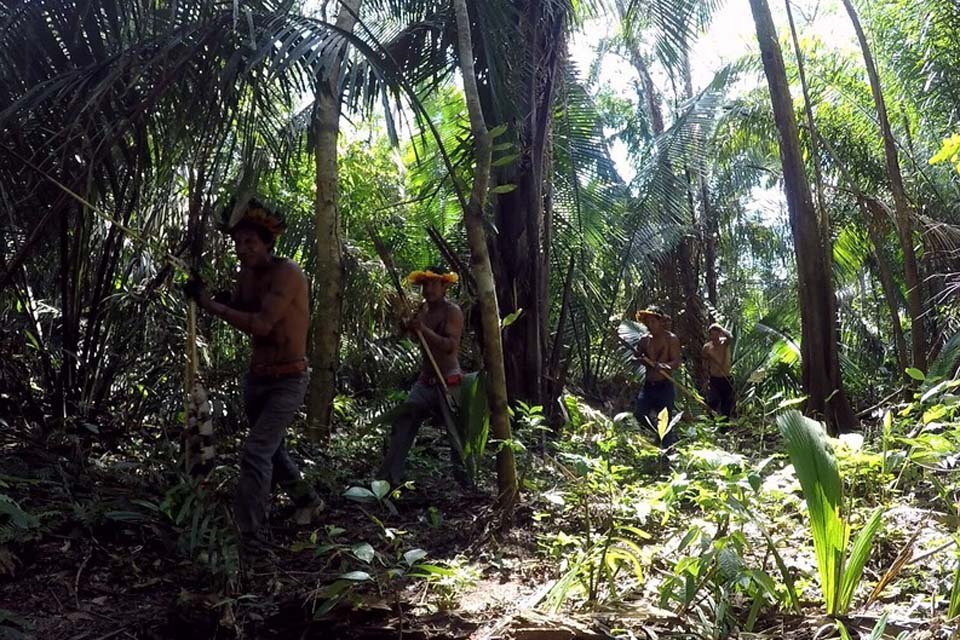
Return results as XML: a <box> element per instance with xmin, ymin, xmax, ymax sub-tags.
<box><xmin>749</xmin><ymin>0</ymin><xmax>857</xmax><ymax>434</ymax></box>
<box><xmin>702</xmin><ymin>181</ymin><xmax>718</xmax><ymax>306</ymax></box>
<box><xmin>453</xmin><ymin>0</ymin><xmax>518</xmax><ymax>515</ymax></box>
<box><xmin>306</xmin><ymin>0</ymin><xmax>362</xmax><ymax>440</ymax></box>
<box><xmin>785</xmin><ymin>0</ymin><xmax>831</xmax><ymax>255</ymax></box>
<box><xmin>816</xmin><ymin>125</ymin><xmax>912</xmax><ymax>381</ymax></box>
<box><xmin>841</xmin><ymin>0</ymin><xmax>926</xmax><ymax>371</ymax></box>
<box><xmin>546</xmin><ymin>255</ymin><xmax>575</xmax><ymax>426</ymax></box>
<box><xmin>861</xmin><ymin>198</ymin><xmax>909</xmax><ymax>375</ymax></box>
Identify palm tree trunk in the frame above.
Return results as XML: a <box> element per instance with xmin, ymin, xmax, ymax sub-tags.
<box><xmin>306</xmin><ymin>0</ymin><xmax>362</xmax><ymax>440</ymax></box>
<box><xmin>453</xmin><ymin>0</ymin><xmax>518</xmax><ymax>515</ymax></box>
<box><xmin>841</xmin><ymin>0</ymin><xmax>926</xmax><ymax>371</ymax></box>
<box><xmin>749</xmin><ymin>0</ymin><xmax>857</xmax><ymax>434</ymax></box>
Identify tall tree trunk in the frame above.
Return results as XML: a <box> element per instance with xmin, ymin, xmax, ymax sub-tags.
<box><xmin>841</xmin><ymin>0</ymin><xmax>926</xmax><ymax>371</ymax></box>
<box><xmin>306</xmin><ymin>0</ymin><xmax>362</xmax><ymax>440</ymax></box>
<box><xmin>749</xmin><ymin>0</ymin><xmax>857</xmax><ymax>434</ymax></box>
<box><xmin>453</xmin><ymin>0</ymin><xmax>518</xmax><ymax>515</ymax></box>
<box><xmin>492</xmin><ymin>5</ymin><xmax>564</xmax><ymax>408</ymax></box>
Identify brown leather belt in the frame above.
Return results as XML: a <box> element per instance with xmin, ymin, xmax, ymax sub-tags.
<box><xmin>250</xmin><ymin>359</ymin><xmax>308</xmax><ymax>378</ymax></box>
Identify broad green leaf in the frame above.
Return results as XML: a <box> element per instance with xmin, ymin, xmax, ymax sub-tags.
<box><xmin>905</xmin><ymin>367</ymin><xmax>925</xmax><ymax>382</ymax></box>
<box><xmin>351</xmin><ymin>542</ymin><xmax>375</xmax><ymax>563</ymax></box>
<box><xmin>370</xmin><ymin>480</ymin><xmax>390</xmax><ymax>500</ymax></box>
<box><xmin>403</xmin><ymin>548</ymin><xmax>428</xmax><ymax>566</ymax></box>
<box><xmin>343</xmin><ymin>486</ymin><xmax>376</xmax><ymax>502</ymax></box>
<box><xmin>492</xmin><ymin>183</ymin><xmax>517</xmax><ymax>194</ymax></box>
<box><xmin>778</xmin><ymin>410</ymin><xmax>846</xmax><ymax>615</ymax></box>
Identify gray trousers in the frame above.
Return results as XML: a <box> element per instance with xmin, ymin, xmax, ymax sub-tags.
<box><xmin>235</xmin><ymin>371</ymin><xmax>318</xmax><ymax>536</ymax></box>
<box><xmin>378</xmin><ymin>380</ymin><xmax>464</xmax><ymax>486</ymax></box>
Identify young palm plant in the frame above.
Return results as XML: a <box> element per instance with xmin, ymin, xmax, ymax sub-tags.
<box><xmin>777</xmin><ymin>410</ymin><xmax>883</xmax><ymax>616</ymax></box>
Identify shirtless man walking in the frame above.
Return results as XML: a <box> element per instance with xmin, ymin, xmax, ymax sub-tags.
<box><xmin>703</xmin><ymin>323</ymin><xmax>736</xmax><ymax>418</ymax></box>
<box><xmin>634</xmin><ymin>306</ymin><xmax>682</xmax><ymax>446</ymax></box>
<box><xmin>378</xmin><ymin>266</ymin><xmax>466</xmax><ymax>487</ymax></box>
<box><xmin>188</xmin><ymin>200</ymin><xmax>322</xmax><ymax>545</ymax></box>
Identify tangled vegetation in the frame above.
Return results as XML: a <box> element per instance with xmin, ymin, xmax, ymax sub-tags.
<box><xmin>1</xmin><ymin>0</ymin><xmax>960</xmax><ymax>638</ymax></box>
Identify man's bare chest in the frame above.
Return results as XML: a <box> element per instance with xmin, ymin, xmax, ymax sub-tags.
<box><xmin>645</xmin><ymin>337</ymin><xmax>670</xmax><ymax>360</ymax></box>
<box><xmin>237</xmin><ymin>269</ymin><xmax>276</xmax><ymax>310</ymax></box>
<box><xmin>423</xmin><ymin>307</ymin><xmax>450</xmax><ymax>335</ymax></box>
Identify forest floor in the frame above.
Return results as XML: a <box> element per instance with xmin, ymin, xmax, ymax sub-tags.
<box><xmin>1</xmin><ymin>395</ymin><xmax>959</xmax><ymax>639</ymax></box>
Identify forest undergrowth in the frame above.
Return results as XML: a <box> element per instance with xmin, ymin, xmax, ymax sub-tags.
<box><xmin>2</xmin><ymin>380</ymin><xmax>960</xmax><ymax>640</ymax></box>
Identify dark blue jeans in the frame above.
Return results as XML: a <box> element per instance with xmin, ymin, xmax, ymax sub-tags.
<box><xmin>234</xmin><ymin>371</ymin><xmax>319</xmax><ymax>536</ymax></box>
<box><xmin>635</xmin><ymin>380</ymin><xmax>677</xmax><ymax>447</ymax></box>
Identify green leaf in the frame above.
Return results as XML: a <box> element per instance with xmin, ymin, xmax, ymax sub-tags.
<box><xmin>778</xmin><ymin>410</ymin><xmax>847</xmax><ymax>615</ymax></box>
<box><xmin>370</xmin><ymin>480</ymin><xmax>390</xmax><ymax>500</ymax></box>
<box><xmin>905</xmin><ymin>367</ymin><xmax>926</xmax><ymax>381</ymax></box>
<box><xmin>492</xmin><ymin>183</ymin><xmax>517</xmax><ymax>194</ymax></box>
<box><xmin>488</xmin><ymin>124</ymin><xmax>508</xmax><ymax>138</ymax></box>
<box><xmin>351</xmin><ymin>543</ymin><xmax>375</xmax><ymax>564</ymax></box>
<box><xmin>838</xmin><ymin>508</ymin><xmax>883</xmax><ymax>613</ymax></box>
<box><xmin>836</xmin><ymin>619</ymin><xmax>853</xmax><ymax>640</ymax></box>
<box><xmin>409</xmin><ymin>563</ymin><xmax>456</xmax><ymax>577</ymax></box>
<box><xmin>501</xmin><ymin>308</ymin><xmax>523</xmax><ymax>328</ymax></box>
<box><xmin>343</xmin><ymin>487</ymin><xmax>376</xmax><ymax>502</ymax></box>
<box><xmin>777</xmin><ymin>396</ymin><xmax>807</xmax><ymax>410</ymax></box>
<box><xmin>656</xmin><ymin>408</ymin><xmax>672</xmax><ymax>441</ymax></box>
<box><xmin>491</xmin><ymin>153</ymin><xmax>519</xmax><ymax>167</ymax></box>
<box><xmin>947</xmin><ymin>554</ymin><xmax>960</xmax><ymax>619</ymax></box>
<box><xmin>403</xmin><ymin>548</ymin><xmax>428</xmax><ymax>566</ymax></box>
<box><xmin>339</xmin><ymin>571</ymin><xmax>372</xmax><ymax>581</ymax></box>
<box><xmin>865</xmin><ymin>611</ymin><xmax>888</xmax><ymax>640</ymax></box>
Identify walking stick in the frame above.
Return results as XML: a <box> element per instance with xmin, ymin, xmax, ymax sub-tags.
<box><xmin>614</xmin><ymin>333</ymin><xmax>715</xmax><ymax>414</ymax></box>
<box><xmin>366</xmin><ymin>225</ymin><xmax>466</xmax><ymax>460</ymax></box>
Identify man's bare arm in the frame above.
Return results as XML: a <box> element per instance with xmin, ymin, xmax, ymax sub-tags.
<box><xmin>207</xmin><ymin>265</ymin><xmax>300</xmax><ymax>336</ymax></box>
<box><xmin>664</xmin><ymin>335</ymin><xmax>682</xmax><ymax>371</ymax></box>
<box><xmin>418</xmin><ymin>305</ymin><xmax>463</xmax><ymax>355</ymax></box>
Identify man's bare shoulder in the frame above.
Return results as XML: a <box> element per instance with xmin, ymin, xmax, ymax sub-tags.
<box><xmin>271</xmin><ymin>258</ymin><xmax>307</xmax><ymax>285</ymax></box>
<box><xmin>667</xmin><ymin>332</ymin><xmax>680</xmax><ymax>343</ymax></box>
<box><xmin>443</xmin><ymin>299</ymin><xmax>464</xmax><ymax>317</ymax></box>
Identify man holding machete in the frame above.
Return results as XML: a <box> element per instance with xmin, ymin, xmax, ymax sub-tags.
<box><xmin>377</xmin><ymin>265</ymin><xmax>470</xmax><ymax>488</ymax></box>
